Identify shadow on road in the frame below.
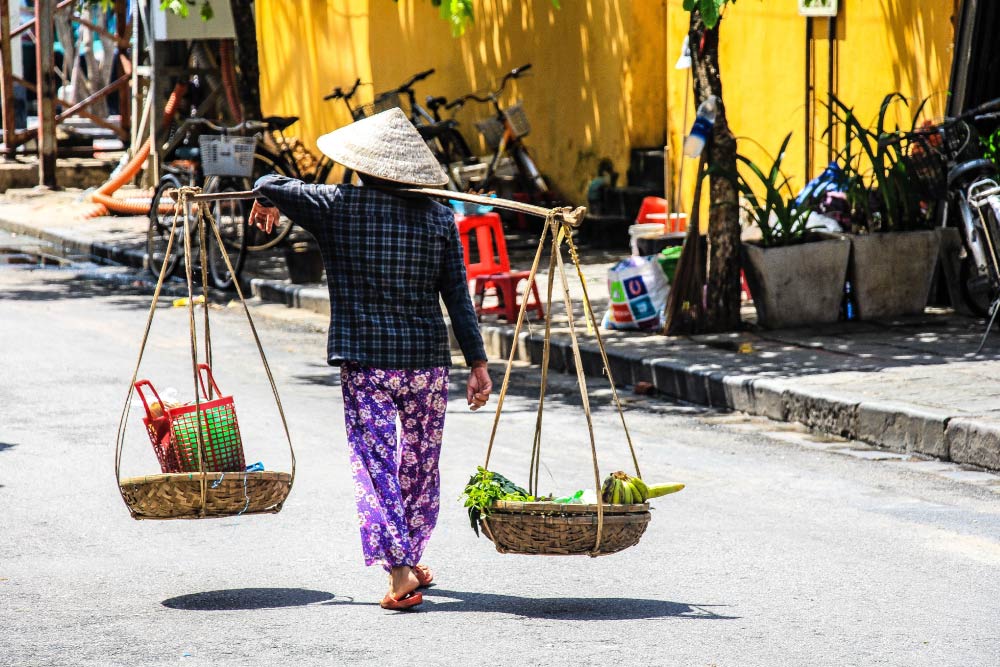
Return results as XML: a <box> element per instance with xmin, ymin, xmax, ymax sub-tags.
<box><xmin>161</xmin><ymin>587</ymin><xmax>336</xmax><ymax>610</ymax></box>
<box><xmin>418</xmin><ymin>588</ymin><xmax>738</xmax><ymax>621</ymax></box>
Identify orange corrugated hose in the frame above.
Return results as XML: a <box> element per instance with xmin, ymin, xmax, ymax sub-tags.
<box><xmin>82</xmin><ymin>82</ymin><xmax>188</xmax><ymax>218</ymax></box>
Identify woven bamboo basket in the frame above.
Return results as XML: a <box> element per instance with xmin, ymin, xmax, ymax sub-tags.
<box><xmin>480</xmin><ymin>501</ymin><xmax>651</xmax><ymax>556</ymax></box>
<box><xmin>119</xmin><ymin>471</ymin><xmax>292</xmax><ymax>520</ymax></box>
<box><xmin>115</xmin><ymin>188</ymin><xmax>296</xmax><ymax>522</ymax></box>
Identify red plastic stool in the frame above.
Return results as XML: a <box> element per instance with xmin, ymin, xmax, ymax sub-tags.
<box><xmin>456</xmin><ymin>213</ymin><xmax>545</xmax><ymax>322</ymax></box>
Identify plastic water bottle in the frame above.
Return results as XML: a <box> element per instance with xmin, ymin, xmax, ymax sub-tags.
<box><xmin>683</xmin><ymin>96</ymin><xmax>718</xmax><ymax>158</ymax></box>
<box><xmin>845</xmin><ymin>281</ymin><xmax>856</xmax><ymax>321</ymax></box>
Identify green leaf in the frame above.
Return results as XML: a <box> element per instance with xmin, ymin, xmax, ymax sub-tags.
<box><xmin>200</xmin><ymin>0</ymin><xmax>213</xmax><ymax>21</ymax></box>
<box><xmin>160</xmin><ymin>0</ymin><xmax>189</xmax><ymax>19</ymax></box>
<box><xmin>733</xmin><ymin>133</ymin><xmax>813</xmax><ymax>247</ymax></box>
<box><xmin>701</xmin><ymin>0</ymin><xmax>721</xmax><ymax>29</ymax></box>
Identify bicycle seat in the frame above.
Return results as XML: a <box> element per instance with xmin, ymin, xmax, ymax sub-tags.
<box><xmin>417</xmin><ymin>120</ymin><xmax>458</xmax><ymax>140</ymax></box>
<box><xmin>426</xmin><ymin>96</ymin><xmax>448</xmax><ymax>113</ymax></box>
<box><xmin>948</xmin><ymin>159</ymin><xmax>996</xmax><ymax>188</ymax></box>
<box><xmin>264</xmin><ymin>115</ymin><xmax>300</xmax><ymax>131</ymax></box>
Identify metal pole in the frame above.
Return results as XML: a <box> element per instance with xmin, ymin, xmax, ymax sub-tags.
<box><xmin>130</xmin><ymin>0</ymin><xmax>140</xmax><ymax>150</ymax></box>
<box><xmin>0</xmin><ymin>0</ymin><xmax>15</xmax><ymax>158</ymax></box>
<box><xmin>826</xmin><ymin>16</ymin><xmax>836</xmax><ymax>165</ymax></box>
<box><xmin>804</xmin><ymin>16</ymin><xmax>813</xmax><ymax>181</ymax></box>
<box><xmin>116</xmin><ymin>0</ymin><xmax>130</xmax><ymax>142</ymax></box>
<box><xmin>35</xmin><ymin>0</ymin><xmax>57</xmax><ymax>187</ymax></box>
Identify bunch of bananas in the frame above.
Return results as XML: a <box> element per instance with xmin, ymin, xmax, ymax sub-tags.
<box><xmin>601</xmin><ymin>470</ymin><xmax>684</xmax><ymax>504</ymax></box>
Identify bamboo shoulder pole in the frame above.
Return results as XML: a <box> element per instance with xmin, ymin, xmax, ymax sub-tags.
<box><xmin>176</xmin><ymin>187</ymin><xmax>587</xmax><ymax>227</ymax></box>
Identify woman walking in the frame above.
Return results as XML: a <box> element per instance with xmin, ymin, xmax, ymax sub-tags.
<box><xmin>248</xmin><ymin>108</ymin><xmax>492</xmax><ymax>610</ymax></box>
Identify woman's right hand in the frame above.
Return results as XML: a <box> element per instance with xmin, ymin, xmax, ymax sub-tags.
<box><xmin>248</xmin><ymin>201</ymin><xmax>281</xmax><ymax>233</ymax></box>
<box><xmin>467</xmin><ymin>363</ymin><xmax>493</xmax><ymax>411</ymax></box>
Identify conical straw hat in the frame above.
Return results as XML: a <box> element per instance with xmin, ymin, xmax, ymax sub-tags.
<box><xmin>316</xmin><ymin>108</ymin><xmax>448</xmax><ymax>187</ymax></box>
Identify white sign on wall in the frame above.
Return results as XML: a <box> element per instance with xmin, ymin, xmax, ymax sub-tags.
<box><xmin>151</xmin><ymin>1</ymin><xmax>236</xmax><ymax>41</ymax></box>
<box><xmin>798</xmin><ymin>0</ymin><xmax>839</xmax><ymax>17</ymax></box>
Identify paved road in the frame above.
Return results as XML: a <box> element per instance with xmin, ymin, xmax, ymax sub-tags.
<box><xmin>1</xmin><ymin>264</ymin><xmax>999</xmax><ymax>667</ymax></box>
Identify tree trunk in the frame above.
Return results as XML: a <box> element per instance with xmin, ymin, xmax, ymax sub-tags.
<box><xmin>53</xmin><ymin>15</ymin><xmax>74</xmax><ymax>94</ymax></box>
<box><xmin>689</xmin><ymin>10</ymin><xmax>741</xmax><ymax>332</ymax></box>
<box><xmin>229</xmin><ymin>0</ymin><xmax>262</xmax><ymax>120</ymax></box>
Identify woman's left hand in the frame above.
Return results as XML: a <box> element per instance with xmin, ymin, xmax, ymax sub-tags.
<box><xmin>467</xmin><ymin>363</ymin><xmax>492</xmax><ymax>411</ymax></box>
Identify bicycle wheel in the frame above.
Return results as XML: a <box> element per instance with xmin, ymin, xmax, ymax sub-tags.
<box><xmin>147</xmin><ymin>174</ymin><xmax>184</xmax><ymax>281</ymax></box>
<box><xmin>439</xmin><ymin>126</ymin><xmax>473</xmax><ymax>163</ymax></box>
<box><xmin>202</xmin><ymin>176</ymin><xmax>249</xmax><ymax>290</ymax></box>
<box><xmin>245</xmin><ymin>147</ymin><xmax>296</xmax><ymax>251</ymax></box>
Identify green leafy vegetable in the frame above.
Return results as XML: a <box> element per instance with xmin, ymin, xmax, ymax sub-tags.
<box><xmin>460</xmin><ymin>467</ymin><xmax>533</xmax><ymax>537</ymax></box>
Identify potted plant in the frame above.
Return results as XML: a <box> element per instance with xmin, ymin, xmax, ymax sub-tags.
<box><xmin>735</xmin><ymin>133</ymin><xmax>852</xmax><ymax>329</ymax></box>
<box><xmin>829</xmin><ymin>93</ymin><xmax>941</xmax><ymax>319</ymax></box>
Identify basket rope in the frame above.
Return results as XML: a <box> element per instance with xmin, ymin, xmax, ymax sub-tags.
<box><xmin>114</xmin><ymin>186</ymin><xmax>296</xmax><ymax>518</ymax></box>
<box><xmin>477</xmin><ymin>205</ymin><xmax>644</xmax><ymax>557</ymax></box>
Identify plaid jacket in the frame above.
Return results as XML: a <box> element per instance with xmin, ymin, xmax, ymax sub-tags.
<box><xmin>255</xmin><ymin>175</ymin><xmax>487</xmax><ymax>369</ymax></box>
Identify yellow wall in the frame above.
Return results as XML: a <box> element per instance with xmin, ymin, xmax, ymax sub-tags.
<box><xmin>256</xmin><ymin>1</ymin><xmax>957</xmax><ymax>208</ymax></box>
<box><xmin>256</xmin><ymin>0</ymin><xmax>666</xmax><ymax>201</ymax></box>
<box><xmin>255</xmin><ymin>0</ymin><xmax>373</xmax><ymax>170</ymax></box>
<box><xmin>666</xmin><ymin>0</ymin><xmax>957</xmax><ymax>214</ymax></box>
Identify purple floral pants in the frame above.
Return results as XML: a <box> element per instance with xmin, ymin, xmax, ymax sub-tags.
<box><xmin>340</xmin><ymin>362</ymin><xmax>449</xmax><ymax>571</ymax></box>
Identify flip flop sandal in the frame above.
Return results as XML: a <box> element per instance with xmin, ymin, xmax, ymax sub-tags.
<box><xmin>413</xmin><ymin>565</ymin><xmax>434</xmax><ymax>588</ymax></box>
<box><xmin>380</xmin><ymin>590</ymin><xmax>423</xmax><ymax>611</ymax></box>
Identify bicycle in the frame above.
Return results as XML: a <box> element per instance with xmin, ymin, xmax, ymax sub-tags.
<box><xmin>242</xmin><ymin>72</ymin><xmax>450</xmax><ymax>247</ymax></box>
<box><xmin>326</xmin><ymin>70</ymin><xmax>472</xmax><ymax>188</ymax></box>
<box><xmin>148</xmin><ymin>117</ymin><xmax>267</xmax><ymax>289</ymax></box>
<box><xmin>445</xmin><ymin>64</ymin><xmax>549</xmax><ymax>196</ymax></box>
<box><xmin>882</xmin><ymin>97</ymin><xmax>1000</xmax><ymax>347</ymax></box>
<box><xmin>242</xmin><ymin>69</ymin><xmax>476</xmax><ymax>252</ymax></box>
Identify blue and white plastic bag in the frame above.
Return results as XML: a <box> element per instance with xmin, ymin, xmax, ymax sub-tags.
<box><xmin>602</xmin><ymin>255</ymin><xmax>670</xmax><ymax>331</ymax></box>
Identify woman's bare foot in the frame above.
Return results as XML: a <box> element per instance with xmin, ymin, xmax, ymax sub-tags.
<box><xmin>388</xmin><ymin>566</ymin><xmax>420</xmax><ymax>599</ymax></box>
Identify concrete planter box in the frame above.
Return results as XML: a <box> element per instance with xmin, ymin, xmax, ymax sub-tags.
<box><xmin>849</xmin><ymin>230</ymin><xmax>940</xmax><ymax>319</ymax></box>
<box><xmin>742</xmin><ymin>237</ymin><xmax>851</xmax><ymax>329</ymax></box>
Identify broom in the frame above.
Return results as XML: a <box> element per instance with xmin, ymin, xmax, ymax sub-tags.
<box><xmin>663</xmin><ymin>150</ymin><xmax>710</xmax><ymax>336</ymax></box>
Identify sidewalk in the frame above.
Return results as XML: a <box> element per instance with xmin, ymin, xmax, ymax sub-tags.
<box><xmin>3</xmin><ymin>187</ymin><xmax>1000</xmax><ymax>470</ymax></box>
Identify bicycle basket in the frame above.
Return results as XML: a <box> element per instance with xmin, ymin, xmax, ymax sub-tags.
<box><xmin>352</xmin><ymin>92</ymin><xmax>403</xmax><ymax>120</ymax></box>
<box><xmin>199</xmin><ymin>135</ymin><xmax>256</xmax><ymax>178</ymax></box>
<box><xmin>901</xmin><ymin>134</ymin><xmax>948</xmax><ymax>199</ymax></box>
<box><xmin>504</xmin><ymin>102</ymin><xmax>531</xmax><ymax>139</ymax></box>
<box><xmin>476</xmin><ymin>116</ymin><xmax>506</xmax><ymax>149</ymax></box>
<box><xmin>942</xmin><ymin>119</ymin><xmax>981</xmax><ymax>162</ymax></box>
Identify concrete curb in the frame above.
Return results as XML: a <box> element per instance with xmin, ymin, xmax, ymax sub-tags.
<box><xmin>0</xmin><ymin>216</ymin><xmax>147</xmax><ymax>269</ymax></box>
<box><xmin>2</xmin><ymin>213</ymin><xmax>996</xmax><ymax>471</ymax></box>
<box><xmin>473</xmin><ymin>321</ymin><xmax>996</xmax><ymax>470</ymax></box>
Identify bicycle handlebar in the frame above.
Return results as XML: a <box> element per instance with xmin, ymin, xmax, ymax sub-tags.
<box><xmin>963</xmin><ymin>96</ymin><xmax>1000</xmax><ymax>118</ymax></box>
<box><xmin>403</xmin><ymin>68</ymin><xmax>435</xmax><ymax>89</ymax></box>
<box><xmin>509</xmin><ymin>63</ymin><xmax>532</xmax><ymax>78</ymax></box>
<box><xmin>445</xmin><ymin>64</ymin><xmax>534</xmax><ymax>112</ymax></box>
<box><xmin>161</xmin><ymin>117</ymin><xmax>265</xmax><ymax>153</ymax></box>
<box><xmin>189</xmin><ymin>118</ymin><xmax>266</xmax><ymax>134</ymax></box>
<box><xmin>324</xmin><ymin>78</ymin><xmax>362</xmax><ymax>101</ymax></box>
